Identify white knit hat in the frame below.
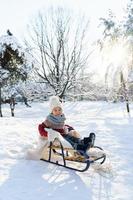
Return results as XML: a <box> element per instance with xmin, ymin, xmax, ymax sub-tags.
<box><xmin>49</xmin><ymin>96</ymin><xmax>62</xmax><ymax>112</ymax></box>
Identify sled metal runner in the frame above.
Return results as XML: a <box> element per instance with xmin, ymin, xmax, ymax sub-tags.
<box><xmin>40</xmin><ymin>138</ymin><xmax>106</xmax><ymax>172</ymax></box>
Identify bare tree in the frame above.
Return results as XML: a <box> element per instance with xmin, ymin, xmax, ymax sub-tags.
<box><xmin>25</xmin><ymin>7</ymin><xmax>91</xmax><ymax>98</ymax></box>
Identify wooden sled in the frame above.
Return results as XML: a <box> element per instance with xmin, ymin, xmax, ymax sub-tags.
<box><xmin>40</xmin><ymin>129</ymin><xmax>106</xmax><ymax>172</ymax></box>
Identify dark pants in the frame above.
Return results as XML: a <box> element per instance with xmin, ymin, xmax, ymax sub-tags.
<box><xmin>63</xmin><ymin>134</ymin><xmax>92</xmax><ymax>158</ymax></box>
<box><xmin>62</xmin><ymin>134</ymin><xmax>81</xmax><ymax>149</ymax></box>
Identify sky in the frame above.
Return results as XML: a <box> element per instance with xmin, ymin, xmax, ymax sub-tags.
<box><xmin>0</xmin><ymin>0</ymin><xmax>129</xmax><ymax>40</ymax></box>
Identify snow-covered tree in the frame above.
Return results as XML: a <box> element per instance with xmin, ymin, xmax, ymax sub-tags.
<box><xmin>25</xmin><ymin>7</ymin><xmax>92</xmax><ymax>98</ymax></box>
<box><xmin>14</xmin><ymin>79</ymin><xmax>52</xmax><ymax>104</ymax></box>
<box><xmin>98</xmin><ymin>9</ymin><xmax>132</xmax><ymax>112</ymax></box>
<box><xmin>0</xmin><ymin>30</ymin><xmax>33</xmax><ymax>117</ymax></box>
<box><xmin>124</xmin><ymin>0</ymin><xmax>133</xmax><ymax>80</ymax></box>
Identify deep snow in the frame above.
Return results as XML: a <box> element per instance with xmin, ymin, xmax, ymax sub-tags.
<box><xmin>0</xmin><ymin>101</ymin><xmax>133</xmax><ymax>200</ymax></box>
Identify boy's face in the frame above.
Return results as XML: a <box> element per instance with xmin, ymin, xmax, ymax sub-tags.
<box><xmin>52</xmin><ymin>107</ymin><xmax>62</xmax><ymax>116</ymax></box>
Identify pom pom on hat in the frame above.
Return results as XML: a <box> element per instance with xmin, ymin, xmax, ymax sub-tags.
<box><xmin>49</xmin><ymin>96</ymin><xmax>62</xmax><ymax>112</ymax></box>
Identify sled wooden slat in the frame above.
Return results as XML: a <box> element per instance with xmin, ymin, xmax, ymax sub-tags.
<box><xmin>50</xmin><ymin>145</ymin><xmax>74</xmax><ymax>151</ymax></box>
<box><xmin>64</xmin><ymin>155</ymin><xmax>85</xmax><ymax>162</ymax></box>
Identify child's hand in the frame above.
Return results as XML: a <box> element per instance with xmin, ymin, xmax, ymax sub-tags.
<box><xmin>64</xmin><ymin>126</ymin><xmax>69</xmax><ymax>134</ymax></box>
<box><xmin>39</xmin><ymin>136</ymin><xmax>48</xmax><ymax>140</ymax></box>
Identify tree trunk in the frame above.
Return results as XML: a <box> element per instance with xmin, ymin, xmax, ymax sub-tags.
<box><xmin>120</xmin><ymin>72</ymin><xmax>130</xmax><ymax>113</ymax></box>
<box><xmin>22</xmin><ymin>96</ymin><xmax>31</xmax><ymax>107</ymax></box>
<box><xmin>10</xmin><ymin>96</ymin><xmax>15</xmax><ymax>117</ymax></box>
<box><xmin>126</xmin><ymin>100</ymin><xmax>130</xmax><ymax>113</ymax></box>
<box><xmin>0</xmin><ymin>85</ymin><xmax>3</xmax><ymax>117</ymax></box>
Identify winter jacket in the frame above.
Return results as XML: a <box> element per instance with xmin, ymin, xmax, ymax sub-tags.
<box><xmin>38</xmin><ymin>122</ymin><xmax>74</xmax><ymax>137</ymax></box>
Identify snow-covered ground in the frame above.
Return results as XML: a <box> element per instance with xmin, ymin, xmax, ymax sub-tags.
<box><xmin>0</xmin><ymin>101</ymin><xmax>133</xmax><ymax>200</ymax></box>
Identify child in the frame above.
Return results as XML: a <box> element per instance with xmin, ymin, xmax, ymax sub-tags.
<box><xmin>38</xmin><ymin>96</ymin><xmax>95</xmax><ymax>156</ymax></box>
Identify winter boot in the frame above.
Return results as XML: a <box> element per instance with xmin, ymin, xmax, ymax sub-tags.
<box><xmin>83</xmin><ymin>137</ymin><xmax>92</xmax><ymax>145</ymax></box>
<box><xmin>75</xmin><ymin>143</ymin><xmax>89</xmax><ymax>158</ymax></box>
<box><xmin>82</xmin><ymin>132</ymin><xmax>96</xmax><ymax>146</ymax></box>
<box><xmin>76</xmin><ymin>141</ymin><xmax>92</xmax><ymax>157</ymax></box>
<box><xmin>89</xmin><ymin>132</ymin><xmax>96</xmax><ymax>147</ymax></box>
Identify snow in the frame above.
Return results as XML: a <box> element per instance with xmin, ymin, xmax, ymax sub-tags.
<box><xmin>0</xmin><ymin>101</ymin><xmax>133</xmax><ymax>200</ymax></box>
<box><xmin>128</xmin><ymin>70</ymin><xmax>133</xmax><ymax>83</ymax></box>
<box><xmin>0</xmin><ymin>34</ymin><xmax>23</xmax><ymax>56</ymax></box>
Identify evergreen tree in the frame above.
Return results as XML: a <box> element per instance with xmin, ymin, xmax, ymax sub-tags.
<box><xmin>0</xmin><ymin>30</ymin><xmax>32</xmax><ymax>117</ymax></box>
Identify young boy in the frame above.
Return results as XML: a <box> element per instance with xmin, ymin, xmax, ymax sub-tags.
<box><xmin>38</xmin><ymin>96</ymin><xmax>95</xmax><ymax>156</ymax></box>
